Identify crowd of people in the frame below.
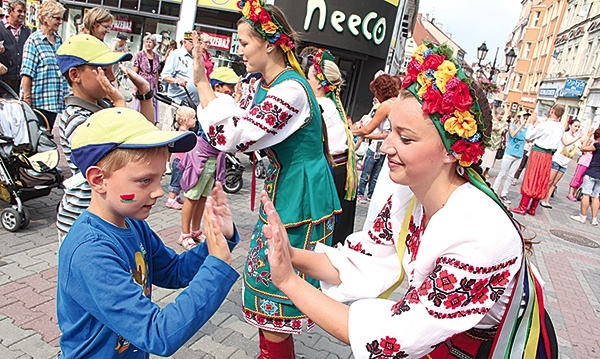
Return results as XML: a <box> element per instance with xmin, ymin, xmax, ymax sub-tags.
<box><xmin>3</xmin><ymin>0</ymin><xmax>599</xmax><ymax>358</ymax></box>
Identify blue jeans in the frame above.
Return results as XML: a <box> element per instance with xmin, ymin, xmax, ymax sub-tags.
<box><xmin>168</xmin><ymin>158</ymin><xmax>183</xmax><ymax>193</ymax></box>
<box><xmin>358</xmin><ymin>149</ymin><xmax>386</xmax><ymax>198</ymax></box>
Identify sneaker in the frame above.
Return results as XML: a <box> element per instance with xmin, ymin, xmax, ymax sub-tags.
<box><xmin>566</xmin><ymin>195</ymin><xmax>577</xmax><ymax>201</ymax></box>
<box><xmin>166</xmin><ymin>198</ymin><xmax>183</xmax><ymax>210</ymax></box>
<box><xmin>540</xmin><ymin>202</ymin><xmax>552</xmax><ymax>209</ymax></box>
<box><xmin>593</xmin><ymin>218</ymin><xmax>599</xmax><ymax>226</ymax></box>
<box><xmin>500</xmin><ymin>196</ymin><xmax>511</xmax><ymax>204</ymax></box>
<box><xmin>357</xmin><ymin>195</ymin><xmax>368</xmax><ymax>204</ymax></box>
<box><xmin>175</xmin><ymin>195</ymin><xmax>185</xmax><ymax>204</ymax></box>
<box><xmin>570</xmin><ymin>215</ymin><xmax>586</xmax><ymax>224</ymax></box>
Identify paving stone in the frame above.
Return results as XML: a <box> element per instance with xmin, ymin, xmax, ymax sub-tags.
<box><xmin>189</xmin><ymin>335</ymin><xmax>238</xmax><ymax>358</ymax></box>
<box><xmin>8</xmin><ymin>333</ymin><xmax>60</xmax><ymax>359</ymax></box>
<box><xmin>5</xmin><ymin>287</ymin><xmax>53</xmax><ymax>309</ymax></box>
<box><xmin>0</xmin><ymin>302</ymin><xmax>44</xmax><ymax>326</ymax></box>
<box><xmin>0</xmin><ymin>317</ymin><xmax>36</xmax><ymax>346</ymax></box>
<box><xmin>0</xmin><ymin>264</ymin><xmax>33</xmax><ymax>282</ymax></box>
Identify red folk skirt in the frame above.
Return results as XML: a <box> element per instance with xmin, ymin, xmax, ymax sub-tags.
<box><xmin>521</xmin><ymin>148</ymin><xmax>553</xmax><ymax>200</ymax></box>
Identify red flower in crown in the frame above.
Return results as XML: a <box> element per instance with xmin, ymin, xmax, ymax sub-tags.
<box><xmin>451</xmin><ymin>139</ymin><xmax>485</xmax><ymax>166</ymax></box>
<box><xmin>258</xmin><ymin>9</ymin><xmax>271</xmax><ymax>23</ymax></box>
<box><xmin>421</xmin><ymin>86</ymin><xmax>444</xmax><ymax>115</ymax></box>
<box><xmin>403</xmin><ymin>61</ymin><xmax>421</xmax><ymax>87</ymax></box>
<box><xmin>444</xmin><ymin>78</ymin><xmax>473</xmax><ymax>112</ymax></box>
<box><xmin>422</xmin><ymin>53</ymin><xmax>445</xmax><ymax>71</ymax></box>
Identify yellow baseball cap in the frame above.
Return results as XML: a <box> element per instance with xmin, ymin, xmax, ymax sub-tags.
<box><xmin>71</xmin><ymin>108</ymin><xmax>196</xmax><ymax>178</ymax></box>
<box><xmin>57</xmin><ymin>34</ymin><xmax>132</xmax><ymax>74</ymax></box>
<box><xmin>210</xmin><ymin>67</ymin><xmax>239</xmax><ymax>85</ymax></box>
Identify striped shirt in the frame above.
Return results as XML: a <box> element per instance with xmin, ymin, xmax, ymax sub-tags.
<box><xmin>56</xmin><ymin>97</ymin><xmax>110</xmax><ymax>235</ymax></box>
<box><xmin>20</xmin><ymin>30</ymin><xmax>68</xmax><ymax>113</ymax></box>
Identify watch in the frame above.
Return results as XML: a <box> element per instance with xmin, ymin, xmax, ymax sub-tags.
<box><xmin>135</xmin><ymin>89</ymin><xmax>154</xmax><ymax>101</ymax></box>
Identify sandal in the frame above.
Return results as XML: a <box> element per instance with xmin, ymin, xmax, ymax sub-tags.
<box><xmin>178</xmin><ymin>232</ymin><xmax>198</xmax><ymax>250</ymax></box>
<box><xmin>191</xmin><ymin>229</ymin><xmax>206</xmax><ymax>243</ymax></box>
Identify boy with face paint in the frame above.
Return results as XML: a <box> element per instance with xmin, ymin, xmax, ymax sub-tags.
<box><xmin>57</xmin><ymin>107</ymin><xmax>240</xmax><ymax>359</ymax></box>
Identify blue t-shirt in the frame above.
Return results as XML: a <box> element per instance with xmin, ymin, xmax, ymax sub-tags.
<box><xmin>505</xmin><ymin>124</ymin><xmax>527</xmax><ymax>158</ymax></box>
<box><xmin>584</xmin><ymin>142</ymin><xmax>600</xmax><ymax>179</ymax></box>
<box><xmin>57</xmin><ymin>210</ymin><xmax>239</xmax><ymax>358</ymax></box>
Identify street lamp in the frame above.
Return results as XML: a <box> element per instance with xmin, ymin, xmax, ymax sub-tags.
<box><xmin>476</xmin><ymin>42</ymin><xmax>518</xmax><ymax>81</ymax></box>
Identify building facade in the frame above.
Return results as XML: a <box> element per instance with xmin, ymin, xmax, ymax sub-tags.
<box><xmin>541</xmin><ymin>0</ymin><xmax>600</xmax><ymax>130</ymax></box>
<box><xmin>505</xmin><ymin>0</ymin><xmax>568</xmax><ymax>116</ymax></box>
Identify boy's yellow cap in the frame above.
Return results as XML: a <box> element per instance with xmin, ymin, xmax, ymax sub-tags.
<box><xmin>57</xmin><ymin>34</ymin><xmax>133</xmax><ymax>74</ymax></box>
<box><xmin>71</xmin><ymin>108</ymin><xmax>196</xmax><ymax>178</ymax></box>
<box><xmin>210</xmin><ymin>67</ymin><xmax>239</xmax><ymax>85</ymax></box>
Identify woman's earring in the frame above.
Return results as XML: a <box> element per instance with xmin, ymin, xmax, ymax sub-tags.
<box><xmin>456</xmin><ymin>166</ymin><xmax>465</xmax><ymax>176</ymax></box>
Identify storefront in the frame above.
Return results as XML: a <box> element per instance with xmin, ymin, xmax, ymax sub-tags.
<box><xmin>273</xmin><ymin>0</ymin><xmax>401</xmax><ymax>118</ymax></box>
<box><xmin>537</xmin><ymin>77</ymin><xmax>587</xmax><ymax>122</ymax></box>
<box><xmin>60</xmin><ymin>0</ymin><xmax>182</xmax><ymax>57</ymax></box>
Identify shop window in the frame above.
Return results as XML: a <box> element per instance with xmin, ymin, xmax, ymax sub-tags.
<box><xmin>103</xmin><ymin>0</ymin><xmax>120</xmax><ymax>8</ymax></box>
<box><xmin>140</xmin><ymin>0</ymin><xmax>159</xmax><ymax>14</ymax></box>
<box><xmin>121</xmin><ymin>0</ymin><xmax>139</xmax><ymax>11</ymax></box>
<box><xmin>160</xmin><ymin>3</ymin><xmax>180</xmax><ymax>17</ymax></box>
<box><xmin>88</xmin><ymin>0</ymin><xmax>102</xmax><ymax>4</ymax></box>
<box><xmin>567</xmin><ymin>106</ymin><xmax>579</xmax><ymax>121</ymax></box>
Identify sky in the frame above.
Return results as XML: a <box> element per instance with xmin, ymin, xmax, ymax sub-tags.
<box><xmin>417</xmin><ymin>0</ymin><xmax>522</xmax><ymax>66</ymax></box>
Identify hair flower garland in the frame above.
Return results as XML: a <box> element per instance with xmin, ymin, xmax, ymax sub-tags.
<box><xmin>402</xmin><ymin>42</ymin><xmax>486</xmax><ymax>167</ymax></box>
<box><xmin>238</xmin><ymin>0</ymin><xmax>294</xmax><ymax>52</ymax></box>
<box><xmin>312</xmin><ymin>49</ymin><xmax>336</xmax><ymax>93</ymax></box>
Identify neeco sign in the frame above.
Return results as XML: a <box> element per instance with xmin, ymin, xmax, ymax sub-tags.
<box><xmin>275</xmin><ymin>0</ymin><xmax>397</xmax><ymax>58</ymax></box>
<box><xmin>304</xmin><ymin>0</ymin><xmax>386</xmax><ymax>45</ymax></box>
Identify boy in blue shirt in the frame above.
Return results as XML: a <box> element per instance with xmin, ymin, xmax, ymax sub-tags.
<box><xmin>57</xmin><ymin>108</ymin><xmax>240</xmax><ymax>358</ymax></box>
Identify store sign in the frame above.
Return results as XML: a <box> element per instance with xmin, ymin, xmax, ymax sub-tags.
<box><xmin>274</xmin><ymin>0</ymin><xmax>398</xmax><ymax>58</ymax></box>
<box><xmin>112</xmin><ymin>17</ymin><xmax>133</xmax><ymax>33</ymax></box>
<box><xmin>521</xmin><ymin>97</ymin><xmax>536</xmax><ymax>104</ymax></box>
<box><xmin>538</xmin><ymin>88</ymin><xmax>556</xmax><ymax>98</ymax></box>
<box><xmin>197</xmin><ymin>0</ymin><xmax>238</xmax><ymax>12</ymax></box>
<box><xmin>205</xmin><ymin>32</ymin><xmax>232</xmax><ymax>51</ymax></box>
<box><xmin>230</xmin><ymin>32</ymin><xmax>239</xmax><ymax>55</ymax></box>
<box><xmin>562</xmin><ymin>78</ymin><xmax>586</xmax><ymax>98</ymax></box>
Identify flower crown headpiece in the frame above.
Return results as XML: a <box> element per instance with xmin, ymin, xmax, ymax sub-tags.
<box><xmin>238</xmin><ymin>0</ymin><xmax>293</xmax><ymax>52</ymax></box>
<box><xmin>312</xmin><ymin>49</ymin><xmax>336</xmax><ymax>93</ymax></box>
<box><xmin>402</xmin><ymin>42</ymin><xmax>486</xmax><ymax>168</ymax></box>
<box><xmin>238</xmin><ymin>0</ymin><xmax>304</xmax><ymax>76</ymax></box>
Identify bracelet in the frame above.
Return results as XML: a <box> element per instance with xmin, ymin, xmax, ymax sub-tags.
<box><xmin>135</xmin><ymin>89</ymin><xmax>154</xmax><ymax>101</ymax></box>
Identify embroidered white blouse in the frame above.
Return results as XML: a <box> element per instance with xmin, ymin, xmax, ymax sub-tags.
<box><xmin>316</xmin><ymin>183</ymin><xmax>523</xmax><ymax>358</ymax></box>
<box><xmin>317</xmin><ymin>97</ymin><xmax>348</xmax><ymax>156</ymax></box>
<box><xmin>196</xmin><ymin>80</ymin><xmax>312</xmax><ymax>153</ymax></box>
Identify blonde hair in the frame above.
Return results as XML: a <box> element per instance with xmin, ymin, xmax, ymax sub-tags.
<box><xmin>38</xmin><ymin>0</ymin><xmax>65</xmax><ymax>24</ymax></box>
<box><xmin>83</xmin><ymin>7</ymin><xmax>114</xmax><ymax>33</ymax></box>
<box><xmin>97</xmin><ymin>147</ymin><xmax>169</xmax><ymax>177</ymax></box>
<box><xmin>174</xmin><ymin>107</ymin><xmax>196</xmax><ymax>130</ymax></box>
<box><xmin>321</xmin><ymin>59</ymin><xmax>343</xmax><ymax>88</ymax></box>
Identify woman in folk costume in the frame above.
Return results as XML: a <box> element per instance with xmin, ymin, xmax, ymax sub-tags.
<box><xmin>192</xmin><ymin>0</ymin><xmax>341</xmax><ymax>356</ymax></box>
<box><xmin>306</xmin><ymin>48</ymin><xmax>358</xmax><ymax>246</ymax></box>
<box><xmin>510</xmin><ymin>105</ymin><xmax>565</xmax><ymax>216</ymax></box>
<box><xmin>261</xmin><ymin>43</ymin><xmax>557</xmax><ymax>358</ymax></box>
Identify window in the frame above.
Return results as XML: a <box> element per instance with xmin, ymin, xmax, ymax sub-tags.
<box><xmin>592</xmin><ymin>40</ymin><xmax>600</xmax><ymax>73</ymax></box>
<box><xmin>524</xmin><ymin>43</ymin><xmax>532</xmax><ymax>58</ymax></box>
<box><xmin>515</xmin><ymin>74</ymin><xmax>523</xmax><ymax>90</ymax></box>
<box><xmin>567</xmin><ymin>106</ymin><xmax>579</xmax><ymax>121</ymax></box>
<box><xmin>533</xmin><ymin>11</ymin><xmax>541</xmax><ymax>27</ymax></box>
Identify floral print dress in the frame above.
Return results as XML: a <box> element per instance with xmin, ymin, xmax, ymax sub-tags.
<box><xmin>316</xmin><ymin>183</ymin><xmax>522</xmax><ymax>358</ymax></box>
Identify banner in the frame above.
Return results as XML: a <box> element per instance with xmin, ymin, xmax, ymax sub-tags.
<box><xmin>203</xmin><ymin>32</ymin><xmax>232</xmax><ymax>51</ymax></box>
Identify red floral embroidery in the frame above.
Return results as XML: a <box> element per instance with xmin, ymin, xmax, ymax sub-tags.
<box><xmin>391</xmin><ymin>257</ymin><xmax>516</xmax><ymax>320</ymax></box>
<box><xmin>405</xmin><ymin>213</ymin><xmax>425</xmax><ymax>262</ymax></box>
<box><xmin>346</xmin><ymin>240</ymin><xmax>373</xmax><ymax>256</ymax></box>
<box><xmin>207</xmin><ymin>124</ymin><xmax>227</xmax><ymax>147</ymax></box>
<box><xmin>365</xmin><ymin>336</ymin><xmax>408</xmax><ymax>358</ymax></box>
<box><xmin>368</xmin><ymin>196</ymin><xmax>393</xmax><ymax>244</ymax></box>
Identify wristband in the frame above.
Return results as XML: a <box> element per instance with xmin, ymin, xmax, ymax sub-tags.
<box><xmin>135</xmin><ymin>89</ymin><xmax>154</xmax><ymax>101</ymax></box>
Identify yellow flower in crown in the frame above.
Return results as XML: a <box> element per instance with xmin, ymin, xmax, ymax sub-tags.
<box><xmin>444</xmin><ymin>110</ymin><xmax>478</xmax><ymax>138</ymax></box>
<box><xmin>417</xmin><ymin>72</ymin><xmax>432</xmax><ymax>97</ymax></box>
<box><xmin>434</xmin><ymin>60</ymin><xmax>457</xmax><ymax>93</ymax></box>
<box><xmin>413</xmin><ymin>44</ymin><xmax>428</xmax><ymax>64</ymax></box>
<box><xmin>261</xmin><ymin>21</ymin><xmax>278</xmax><ymax>34</ymax></box>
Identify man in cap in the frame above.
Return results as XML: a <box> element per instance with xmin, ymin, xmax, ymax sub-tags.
<box><xmin>111</xmin><ymin>32</ymin><xmax>129</xmax><ymax>53</ymax></box>
<box><xmin>161</xmin><ymin>31</ymin><xmax>199</xmax><ymax>106</ymax></box>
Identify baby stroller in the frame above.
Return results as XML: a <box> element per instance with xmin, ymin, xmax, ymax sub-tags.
<box><xmin>0</xmin><ymin>81</ymin><xmax>63</xmax><ymax>232</ymax></box>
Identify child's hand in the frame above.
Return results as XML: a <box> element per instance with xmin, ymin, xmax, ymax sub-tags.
<box><xmin>206</xmin><ymin>182</ymin><xmax>234</xmax><ymax>239</ymax></box>
<box><xmin>94</xmin><ymin>67</ymin><xmax>124</xmax><ymax>106</ymax></box>
<box><xmin>261</xmin><ymin>192</ymin><xmax>296</xmax><ymax>290</ymax></box>
<box><xmin>121</xmin><ymin>65</ymin><xmax>151</xmax><ymax>94</ymax></box>
<box><xmin>204</xmin><ymin>199</ymin><xmax>232</xmax><ymax>265</ymax></box>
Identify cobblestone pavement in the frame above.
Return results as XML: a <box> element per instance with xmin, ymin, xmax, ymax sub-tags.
<box><xmin>0</xmin><ymin>117</ymin><xmax>599</xmax><ymax>358</ymax></box>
